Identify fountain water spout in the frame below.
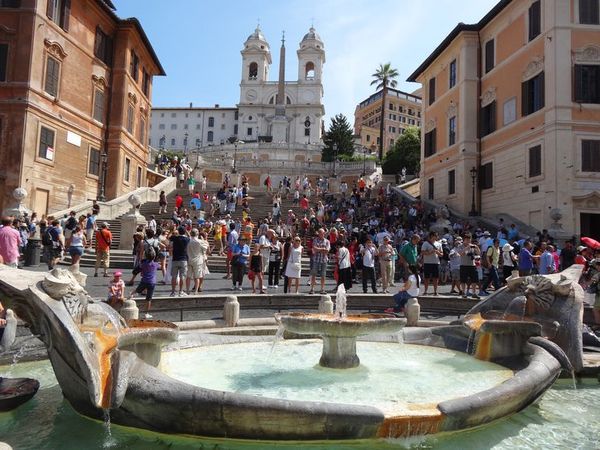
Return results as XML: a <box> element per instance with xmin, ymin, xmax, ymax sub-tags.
<box><xmin>335</xmin><ymin>285</ymin><xmax>347</xmax><ymax>320</ymax></box>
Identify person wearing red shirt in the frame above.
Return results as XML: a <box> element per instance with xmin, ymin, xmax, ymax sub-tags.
<box><xmin>175</xmin><ymin>194</ymin><xmax>183</xmax><ymax>212</ymax></box>
<box><xmin>299</xmin><ymin>195</ymin><xmax>309</xmax><ymax>211</ymax></box>
<box><xmin>94</xmin><ymin>222</ymin><xmax>113</xmax><ymax>277</ymax></box>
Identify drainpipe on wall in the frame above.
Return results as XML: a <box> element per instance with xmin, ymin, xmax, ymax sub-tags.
<box><xmin>98</xmin><ymin>31</ymin><xmax>117</xmax><ymax>202</ymax></box>
<box><xmin>476</xmin><ymin>31</ymin><xmax>483</xmax><ymax>217</ymax></box>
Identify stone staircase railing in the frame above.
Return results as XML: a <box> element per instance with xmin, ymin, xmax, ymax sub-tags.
<box><xmin>50</xmin><ymin>176</ymin><xmax>178</xmax><ymax>221</ymax></box>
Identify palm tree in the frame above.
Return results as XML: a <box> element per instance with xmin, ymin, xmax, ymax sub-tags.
<box><xmin>370</xmin><ymin>63</ymin><xmax>399</xmax><ymax>161</ymax></box>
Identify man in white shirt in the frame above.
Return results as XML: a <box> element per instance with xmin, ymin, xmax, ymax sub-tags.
<box><xmin>147</xmin><ymin>215</ymin><xmax>157</xmax><ymax>233</ymax></box>
<box><xmin>360</xmin><ymin>237</ymin><xmax>377</xmax><ymax>293</ymax></box>
<box><xmin>258</xmin><ymin>229</ymin><xmax>272</xmax><ymax>280</ymax></box>
<box><xmin>421</xmin><ymin>231</ymin><xmax>443</xmax><ymax>295</ymax></box>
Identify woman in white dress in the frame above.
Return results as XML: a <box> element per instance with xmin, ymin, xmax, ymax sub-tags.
<box><xmin>285</xmin><ymin>236</ymin><xmax>303</xmax><ymax>293</ymax></box>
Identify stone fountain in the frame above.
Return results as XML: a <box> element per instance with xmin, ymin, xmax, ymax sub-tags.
<box><xmin>275</xmin><ymin>285</ymin><xmax>405</xmax><ymax>368</ymax></box>
<box><xmin>0</xmin><ymin>266</ymin><xmax>580</xmax><ymax>441</ymax></box>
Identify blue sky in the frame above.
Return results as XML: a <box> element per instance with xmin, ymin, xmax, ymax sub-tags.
<box><xmin>114</xmin><ymin>0</ymin><xmax>499</xmax><ymax>123</ymax></box>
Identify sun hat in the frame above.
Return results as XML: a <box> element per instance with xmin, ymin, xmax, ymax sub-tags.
<box><xmin>502</xmin><ymin>243</ymin><xmax>514</xmax><ymax>252</ymax></box>
<box><xmin>114</xmin><ymin>271</ymin><xmax>122</xmax><ymax>277</ymax></box>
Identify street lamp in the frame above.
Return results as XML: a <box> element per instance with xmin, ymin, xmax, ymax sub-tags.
<box><xmin>232</xmin><ymin>139</ymin><xmax>245</xmax><ymax>174</ymax></box>
<box><xmin>362</xmin><ymin>146</ymin><xmax>367</xmax><ymax>177</ymax></box>
<box><xmin>469</xmin><ymin>166</ymin><xmax>478</xmax><ymax>216</ymax></box>
<box><xmin>98</xmin><ymin>151</ymin><xmax>109</xmax><ymax>202</ymax></box>
<box><xmin>183</xmin><ymin>132</ymin><xmax>188</xmax><ymax>154</ymax></box>
<box><xmin>332</xmin><ymin>143</ymin><xmax>338</xmax><ymax>178</ymax></box>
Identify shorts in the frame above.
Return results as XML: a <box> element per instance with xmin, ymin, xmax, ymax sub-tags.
<box><xmin>95</xmin><ymin>249</ymin><xmax>110</xmax><ymax>268</ymax></box>
<box><xmin>188</xmin><ymin>261</ymin><xmax>208</xmax><ymax>279</ymax></box>
<box><xmin>170</xmin><ymin>260</ymin><xmax>188</xmax><ymax>279</ymax></box>
<box><xmin>135</xmin><ymin>281</ymin><xmax>155</xmax><ymax>301</ymax></box>
<box><xmin>460</xmin><ymin>265</ymin><xmax>478</xmax><ymax>284</ymax></box>
<box><xmin>311</xmin><ymin>261</ymin><xmax>327</xmax><ymax>278</ymax></box>
<box><xmin>64</xmin><ymin>229</ymin><xmax>73</xmax><ymax>240</ymax></box>
<box><xmin>158</xmin><ymin>251</ymin><xmax>168</xmax><ymax>261</ymax></box>
<box><xmin>423</xmin><ymin>263</ymin><xmax>440</xmax><ymax>279</ymax></box>
<box><xmin>451</xmin><ymin>268</ymin><xmax>460</xmax><ymax>282</ymax></box>
<box><xmin>68</xmin><ymin>246</ymin><xmax>84</xmax><ymax>257</ymax></box>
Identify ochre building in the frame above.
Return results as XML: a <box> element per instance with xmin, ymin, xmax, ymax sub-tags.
<box><xmin>354</xmin><ymin>88</ymin><xmax>422</xmax><ymax>155</ymax></box>
<box><xmin>0</xmin><ymin>0</ymin><xmax>164</xmax><ymax>215</ymax></box>
<box><xmin>408</xmin><ymin>0</ymin><xmax>600</xmax><ymax>238</ymax></box>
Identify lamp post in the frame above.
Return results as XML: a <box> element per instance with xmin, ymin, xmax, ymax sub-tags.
<box><xmin>183</xmin><ymin>132</ymin><xmax>188</xmax><ymax>154</ymax></box>
<box><xmin>232</xmin><ymin>139</ymin><xmax>245</xmax><ymax>174</ymax></box>
<box><xmin>332</xmin><ymin>143</ymin><xmax>338</xmax><ymax>178</ymax></box>
<box><xmin>98</xmin><ymin>151</ymin><xmax>109</xmax><ymax>202</ymax></box>
<box><xmin>469</xmin><ymin>166</ymin><xmax>478</xmax><ymax>216</ymax></box>
<box><xmin>362</xmin><ymin>147</ymin><xmax>367</xmax><ymax>177</ymax></box>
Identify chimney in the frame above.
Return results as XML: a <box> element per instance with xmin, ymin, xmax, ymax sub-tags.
<box><xmin>189</xmin><ymin>102</ymin><xmax>193</xmax><ymax>108</ymax></box>
<box><xmin>215</xmin><ymin>104</ymin><xmax>219</xmax><ymax>108</ymax></box>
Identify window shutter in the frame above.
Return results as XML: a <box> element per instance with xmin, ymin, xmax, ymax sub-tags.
<box><xmin>529</xmin><ymin>1</ymin><xmax>541</xmax><ymax>40</ymax></box>
<box><xmin>60</xmin><ymin>0</ymin><xmax>70</xmax><ymax>31</ymax></box>
<box><xmin>485</xmin><ymin>40</ymin><xmax>494</xmax><ymax>73</ymax></box>
<box><xmin>46</xmin><ymin>0</ymin><xmax>54</xmax><ymax>18</ymax></box>
<box><xmin>429</xmin><ymin>77</ymin><xmax>436</xmax><ymax>105</ymax></box>
<box><xmin>521</xmin><ymin>81</ymin><xmax>529</xmax><ymax>116</ymax></box>
<box><xmin>0</xmin><ymin>44</ymin><xmax>7</xmax><ymax>82</ymax></box>
<box><xmin>538</xmin><ymin>71</ymin><xmax>545</xmax><ymax>110</ymax></box>
<box><xmin>574</xmin><ymin>65</ymin><xmax>584</xmax><ymax>102</ymax></box>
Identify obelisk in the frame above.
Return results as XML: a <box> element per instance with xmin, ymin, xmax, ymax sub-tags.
<box><xmin>271</xmin><ymin>31</ymin><xmax>288</xmax><ymax>143</ymax></box>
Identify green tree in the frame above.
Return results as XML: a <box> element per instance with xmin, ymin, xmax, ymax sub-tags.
<box><xmin>370</xmin><ymin>63</ymin><xmax>399</xmax><ymax>161</ymax></box>
<box><xmin>382</xmin><ymin>126</ymin><xmax>421</xmax><ymax>176</ymax></box>
<box><xmin>322</xmin><ymin>114</ymin><xmax>355</xmax><ymax>162</ymax></box>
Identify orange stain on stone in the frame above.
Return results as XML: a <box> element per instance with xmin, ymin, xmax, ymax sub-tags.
<box><xmin>475</xmin><ymin>332</ymin><xmax>493</xmax><ymax>361</ymax></box>
<box><xmin>377</xmin><ymin>408</ymin><xmax>444</xmax><ymax>438</ymax></box>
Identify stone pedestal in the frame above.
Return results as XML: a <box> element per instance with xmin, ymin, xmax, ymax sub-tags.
<box><xmin>405</xmin><ymin>297</ymin><xmax>420</xmax><ymax>327</ymax></box>
<box><xmin>0</xmin><ymin>309</ymin><xmax>17</xmax><ymax>351</ymax></box>
<box><xmin>223</xmin><ymin>295</ymin><xmax>239</xmax><ymax>327</ymax></box>
<box><xmin>320</xmin><ymin>336</ymin><xmax>359</xmax><ymax>369</ymax></box>
<box><xmin>318</xmin><ymin>294</ymin><xmax>333</xmax><ymax>314</ymax></box>
<box><xmin>2</xmin><ymin>187</ymin><xmax>30</xmax><ymax>219</ymax></box>
<box><xmin>119</xmin><ymin>211</ymin><xmax>146</xmax><ymax>250</ymax></box>
<box><xmin>68</xmin><ymin>264</ymin><xmax>87</xmax><ymax>287</ymax></box>
<box><xmin>121</xmin><ymin>299</ymin><xmax>139</xmax><ymax>320</ymax></box>
<box><xmin>271</xmin><ymin>116</ymin><xmax>288</xmax><ymax>143</ymax></box>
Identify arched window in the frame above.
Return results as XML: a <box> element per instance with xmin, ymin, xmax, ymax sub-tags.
<box><xmin>207</xmin><ymin>131</ymin><xmax>213</xmax><ymax>142</ymax></box>
<box><xmin>208</xmin><ymin>117</ymin><xmax>214</xmax><ymax>127</ymax></box>
<box><xmin>305</xmin><ymin>62</ymin><xmax>315</xmax><ymax>80</ymax></box>
<box><xmin>249</xmin><ymin>62</ymin><xmax>258</xmax><ymax>80</ymax></box>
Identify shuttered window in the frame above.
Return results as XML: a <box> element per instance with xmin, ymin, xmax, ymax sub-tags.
<box><xmin>528</xmin><ymin>1</ymin><xmax>541</xmax><ymax>41</ymax></box>
<box><xmin>38</xmin><ymin>126</ymin><xmax>55</xmax><ymax>159</ymax></box>
<box><xmin>93</xmin><ymin>89</ymin><xmax>104</xmax><ymax>122</ymax></box>
<box><xmin>44</xmin><ymin>55</ymin><xmax>60</xmax><ymax>97</ymax></box>
<box><xmin>124</xmin><ymin>157</ymin><xmax>131</xmax><ymax>182</ymax></box>
<box><xmin>529</xmin><ymin>145</ymin><xmax>542</xmax><ymax>178</ymax></box>
<box><xmin>129</xmin><ymin>50</ymin><xmax>139</xmax><ymax>81</ymax></box>
<box><xmin>485</xmin><ymin>39</ymin><xmax>495</xmax><ymax>73</ymax></box>
<box><xmin>424</xmin><ymin>129</ymin><xmax>436</xmax><ymax>157</ymax></box>
<box><xmin>574</xmin><ymin>65</ymin><xmax>600</xmax><ymax>104</ymax></box>
<box><xmin>448</xmin><ymin>116</ymin><xmax>456</xmax><ymax>146</ymax></box>
<box><xmin>480</xmin><ymin>101</ymin><xmax>496</xmax><ymax>137</ymax></box>
<box><xmin>449</xmin><ymin>59</ymin><xmax>456</xmax><ymax>88</ymax></box>
<box><xmin>448</xmin><ymin>170</ymin><xmax>456</xmax><ymax>195</ymax></box>
<box><xmin>46</xmin><ymin>0</ymin><xmax>70</xmax><ymax>31</ymax></box>
<box><xmin>582</xmin><ymin>140</ymin><xmax>600</xmax><ymax>172</ymax></box>
<box><xmin>139</xmin><ymin>117</ymin><xmax>146</xmax><ymax>144</ymax></box>
<box><xmin>479</xmin><ymin>162</ymin><xmax>493</xmax><ymax>190</ymax></box>
<box><xmin>88</xmin><ymin>147</ymin><xmax>100</xmax><ymax>176</ymax></box>
<box><xmin>0</xmin><ymin>44</ymin><xmax>7</xmax><ymax>82</ymax></box>
<box><xmin>126</xmin><ymin>104</ymin><xmax>134</xmax><ymax>134</ymax></box>
<box><xmin>428</xmin><ymin>77</ymin><xmax>436</xmax><ymax>105</ymax></box>
<box><xmin>94</xmin><ymin>26</ymin><xmax>113</xmax><ymax>65</ymax></box>
<box><xmin>580</xmin><ymin>0</ymin><xmax>600</xmax><ymax>24</ymax></box>
<box><xmin>522</xmin><ymin>72</ymin><xmax>545</xmax><ymax>116</ymax></box>
<box><xmin>428</xmin><ymin>178</ymin><xmax>434</xmax><ymax>200</ymax></box>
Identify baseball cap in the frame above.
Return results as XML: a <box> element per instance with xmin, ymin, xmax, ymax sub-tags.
<box><xmin>114</xmin><ymin>271</ymin><xmax>122</xmax><ymax>277</ymax></box>
<box><xmin>577</xmin><ymin>245</ymin><xmax>587</xmax><ymax>252</ymax></box>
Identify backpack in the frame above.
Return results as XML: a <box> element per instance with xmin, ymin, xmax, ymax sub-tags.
<box><xmin>42</xmin><ymin>228</ymin><xmax>54</xmax><ymax>246</ymax></box>
<box><xmin>65</xmin><ymin>216</ymin><xmax>77</xmax><ymax>231</ymax></box>
<box><xmin>143</xmin><ymin>239</ymin><xmax>160</xmax><ymax>262</ymax></box>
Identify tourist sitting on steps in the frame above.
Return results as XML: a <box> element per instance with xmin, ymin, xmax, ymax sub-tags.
<box><xmin>107</xmin><ymin>271</ymin><xmax>125</xmax><ymax>311</ymax></box>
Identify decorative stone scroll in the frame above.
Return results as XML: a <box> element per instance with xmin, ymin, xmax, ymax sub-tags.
<box><xmin>44</xmin><ymin>39</ymin><xmax>67</xmax><ymax>60</ymax></box>
<box><xmin>446</xmin><ymin>103</ymin><xmax>457</xmax><ymax>118</ymax></box>
<box><xmin>480</xmin><ymin>87</ymin><xmax>496</xmax><ymax>107</ymax></box>
<box><xmin>522</xmin><ymin>56</ymin><xmax>544</xmax><ymax>81</ymax></box>
<box><xmin>128</xmin><ymin>92</ymin><xmax>138</xmax><ymax>105</ymax></box>
<box><xmin>424</xmin><ymin>119</ymin><xmax>437</xmax><ymax>133</ymax></box>
<box><xmin>573</xmin><ymin>45</ymin><xmax>600</xmax><ymax>64</ymax></box>
<box><xmin>91</xmin><ymin>75</ymin><xmax>107</xmax><ymax>89</ymax></box>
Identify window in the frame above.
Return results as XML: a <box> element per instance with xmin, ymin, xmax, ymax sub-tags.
<box><xmin>424</xmin><ymin>129</ymin><xmax>436</xmax><ymax>157</ymax></box>
<box><xmin>448</xmin><ymin>116</ymin><xmax>456</xmax><ymax>146</ymax></box>
<box><xmin>46</xmin><ymin>0</ymin><xmax>70</xmax><ymax>31</ymax></box>
<box><xmin>574</xmin><ymin>65</ymin><xmax>600</xmax><ymax>104</ymax></box>
<box><xmin>207</xmin><ymin>131</ymin><xmax>213</xmax><ymax>142</ymax></box>
<box><xmin>94</xmin><ymin>26</ymin><xmax>112</xmax><ymax>65</ymax></box>
<box><xmin>129</xmin><ymin>50</ymin><xmax>139</xmax><ymax>81</ymax></box>
<box><xmin>195</xmin><ymin>138</ymin><xmax>201</xmax><ymax>146</ymax></box>
<box><xmin>0</xmin><ymin>43</ymin><xmax>8</xmax><ymax>82</ymax></box>
<box><xmin>481</xmin><ymin>101</ymin><xmax>496</xmax><ymax>137</ymax></box>
<box><xmin>171</xmin><ymin>112</ymin><xmax>176</xmax><ymax>118</ymax></box>
<box><xmin>304</xmin><ymin>127</ymin><xmax>310</xmax><ymax>137</ymax></box>
<box><xmin>234</xmin><ymin>124</ymin><xmax>238</xmax><ymax>135</ymax></box>
<box><xmin>93</xmin><ymin>89</ymin><xmax>105</xmax><ymax>122</ymax></box>
<box><xmin>126</xmin><ymin>104</ymin><xmax>134</xmax><ymax>134</ymax></box>
<box><xmin>249</xmin><ymin>62</ymin><xmax>258</xmax><ymax>80</ymax></box>
<box><xmin>44</xmin><ymin>55</ymin><xmax>60</xmax><ymax>97</ymax></box>
<box><xmin>449</xmin><ymin>59</ymin><xmax>457</xmax><ymax>88</ymax></box>
<box><xmin>0</xmin><ymin>0</ymin><xmax>21</xmax><ymax>7</ymax></box>
<box><xmin>580</xmin><ymin>0</ymin><xmax>600</xmax><ymax>24</ymax></box>
<box><xmin>220</xmin><ymin>124</ymin><xmax>225</xmax><ymax>130</ymax></box>
<box><xmin>142</xmin><ymin>69</ymin><xmax>150</xmax><ymax>96</ymax></box>
<box><xmin>124</xmin><ymin>157</ymin><xmax>131</xmax><ymax>182</ymax></box>
<box><xmin>139</xmin><ymin>117</ymin><xmax>146</xmax><ymax>144</ymax></box>
<box><xmin>366</xmin><ymin>135</ymin><xmax>371</xmax><ymax>142</ymax></box>
<box><xmin>529</xmin><ymin>145</ymin><xmax>542</xmax><ymax>177</ymax></box>
<box><xmin>448</xmin><ymin>169</ymin><xmax>456</xmax><ymax>195</ymax></box>
<box><xmin>136</xmin><ymin>166</ymin><xmax>142</xmax><ymax>188</ymax></box>
<box><xmin>485</xmin><ymin>39</ymin><xmax>495</xmax><ymax>73</ymax></box>
<box><xmin>582</xmin><ymin>140</ymin><xmax>600</xmax><ymax>171</ymax></box>
<box><xmin>247</xmin><ymin>127</ymin><xmax>252</xmax><ymax>136</ymax></box>
<box><xmin>196</xmin><ymin>124</ymin><xmax>201</xmax><ymax>129</ymax></box>
<box><xmin>208</xmin><ymin>117</ymin><xmax>214</xmax><ymax>127</ymax></box>
<box><xmin>305</xmin><ymin>61</ymin><xmax>315</xmax><ymax>80</ymax></box>
<box><xmin>428</xmin><ymin>178</ymin><xmax>434</xmax><ymax>200</ymax></box>
<box><xmin>428</xmin><ymin>77</ymin><xmax>436</xmax><ymax>105</ymax></box>
<box><xmin>479</xmin><ymin>162</ymin><xmax>493</xmax><ymax>190</ymax></box>
<box><xmin>170</xmin><ymin>124</ymin><xmax>177</xmax><ymax>130</ymax></box>
<box><xmin>503</xmin><ymin>97</ymin><xmax>517</xmax><ymax>125</ymax></box>
<box><xmin>389</xmin><ymin>102</ymin><xmax>394</xmax><ymax>110</ymax></box>
<box><xmin>88</xmin><ymin>147</ymin><xmax>100</xmax><ymax>176</ymax></box>
<box><xmin>38</xmin><ymin>126</ymin><xmax>55</xmax><ymax>160</ymax></box>
<box><xmin>528</xmin><ymin>1</ymin><xmax>541</xmax><ymax>41</ymax></box>
<box><xmin>170</xmin><ymin>138</ymin><xmax>175</xmax><ymax>146</ymax></box>
<box><xmin>522</xmin><ymin>72</ymin><xmax>545</xmax><ymax>115</ymax></box>
<box><xmin>184</xmin><ymin>124</ymin><xmax>188</xmax><ymax>130</ymax></box>
<box><xmin>185</xmin><ymin>113</ymin><xmax>188</xmax><ymax>118</ymax></box>
<box><xmin>234</xmin><ymin>111</ymin><xmax>239</xmax><ymax>120</ymax></box>
<box><xmin>158</xmin><ymin>124</ymin><xmax>165</xmax><ymax>130</ymax></box>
